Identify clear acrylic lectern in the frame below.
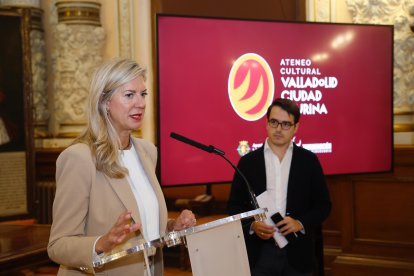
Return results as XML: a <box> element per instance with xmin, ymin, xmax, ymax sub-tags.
<box><xmin>93</xmin><ymin>208</ymin><xmax>266</xmax><ymax>276</ymax></box>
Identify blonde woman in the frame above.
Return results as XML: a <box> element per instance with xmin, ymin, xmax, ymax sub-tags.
<box><xmin>48</xmin><ymin>58</ymin><xmax>196</xmax><ymax>276</ymax></box>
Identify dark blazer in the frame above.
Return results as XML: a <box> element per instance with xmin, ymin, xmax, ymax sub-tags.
<box><xmin>227</xmin><ymin>143</ymin><xmax>331</xmax><ymax>273</ymax></box>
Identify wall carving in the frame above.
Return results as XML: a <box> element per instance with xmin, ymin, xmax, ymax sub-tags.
<box><xmin>31</xmin><ymin>22</ymin><xmax>49</xmax><ymax>127</ymax></box>
<box><xmin>49</xmin><ymin>1</ymin><xmax>105</xmax><ymax>137</ymax></box>
<box><xmin>315</xmin><ymin>0</ymin><xmax>331</xmax><ymax>22</ymax></box>
<box><xmin>346</xmin><ymin>0</ymin><xmax>414</xmax><ymax>113</ymax></box>
<box><xmin>118</xmin><ymin>0</ymin><xmax>133</xmax><ymax>58</ymax></box>
<box><xmin>51</xmin><ymin>24</ymin><xmax>104</xmax><ymax>124</ymax></box>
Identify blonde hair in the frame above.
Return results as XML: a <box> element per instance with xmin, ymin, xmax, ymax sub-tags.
<box><xmin>74</xmin><ymin>58</ymin><xmax>147</xmax><ymax>178</ymax></box>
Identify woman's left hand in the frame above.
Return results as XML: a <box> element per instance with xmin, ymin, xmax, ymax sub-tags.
<box><xmin>168</xmin><ymin>209</ymin><xmax>196</xmax><ymax>231</ymax></box>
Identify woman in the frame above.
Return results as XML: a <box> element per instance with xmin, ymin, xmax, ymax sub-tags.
<box><xmin>48</xmin><ymin>58</ymin><xmax>196</xmax><ymax>275</ymax></box>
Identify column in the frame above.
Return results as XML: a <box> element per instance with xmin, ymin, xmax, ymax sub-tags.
<box><xmin>48</xmin><ymin>0</ymin><xmax>105</xmax><ymax>146</ymax></box>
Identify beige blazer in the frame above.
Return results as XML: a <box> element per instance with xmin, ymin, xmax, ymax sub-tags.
<box><xmin>48</xmin><ymin>138</ymin><xmax>168</xmax><ymax>276</ymax></box>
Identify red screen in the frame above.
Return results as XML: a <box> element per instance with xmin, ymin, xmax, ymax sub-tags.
<box><xmin>157</xmin><ymin>15</ymin><xmax>393</xmax><ymax>186</ymax></box>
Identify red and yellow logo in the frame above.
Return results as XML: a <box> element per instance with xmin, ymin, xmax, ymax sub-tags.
<box><xmin>228</xmin><ymin>53</ymin><xmax>274</xmax><ymax>121</ymax></box>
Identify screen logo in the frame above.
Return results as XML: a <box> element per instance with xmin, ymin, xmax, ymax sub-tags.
<box><xmin>237</xmin><ymin>140</ymin><xmax>251</xmax><ymax>156</ymax></box>
<box><xmin>228</xmin><ymin>53</ymin><xmax>274</xmax><ymax>121</ymax></box>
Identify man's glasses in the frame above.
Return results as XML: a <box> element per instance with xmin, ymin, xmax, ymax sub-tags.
<box><xmin>268</xmin><ymin>119</ymin><xmax>295</xmax><ymax>130</ymax></box>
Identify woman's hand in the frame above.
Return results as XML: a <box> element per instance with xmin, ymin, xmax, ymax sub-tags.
<box><xmin>95</xmin><ymin>210</ymin><xmax>140</xmax><ymax>254</ymax></box>
<box><xmin>167</xmin><ymin>209</ymin><xmax>196</xmax><ymax>231</ymax></box>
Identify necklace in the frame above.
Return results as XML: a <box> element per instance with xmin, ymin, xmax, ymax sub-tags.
<box><xmin>121</xmin><ymin>139</ymin><xmax>131</xmax><ymax>150</ymax></box>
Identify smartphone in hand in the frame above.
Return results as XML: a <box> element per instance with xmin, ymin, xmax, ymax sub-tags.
<box><xmin>270</xmin><ymin>212</ymin><xmax>298</xmax><ymax>242</ymax></box>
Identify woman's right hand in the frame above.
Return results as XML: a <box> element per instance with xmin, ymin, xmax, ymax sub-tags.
<box><xmin>95</xmin><ymin>210</ymin><xmax>141</xmax><ymax>254</ymax></box>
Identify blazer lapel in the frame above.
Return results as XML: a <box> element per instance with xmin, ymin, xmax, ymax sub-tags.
<box><xmin>103</xmin><ymin>171</ymin><xmax>141</xmax><ymax>224</ymax></box>
<box><xmin>286</xmin><ymin>144</ymin><xmax>299</xmax><ymax>212</ymax></box>
<box><xmin>132</xmin><ymin>139</ymin><xmax>160</xmax><ymax>195</ymax></box>
<box><xmin>255</xmin><ymin>146</ymin><xmax>268</xmax><ymax>195</ymax></box>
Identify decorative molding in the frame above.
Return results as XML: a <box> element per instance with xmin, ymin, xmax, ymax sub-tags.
<box><xmin>28</xmin><ymin>8</ymin><xmax>49</xmax><ymax>130</ymax></box>
<box><xmin>56</xmin><ymin>0</ymin><xmax>101</xmax><ymax>26</ymax></box>
<box><xmin>394</xmin><ymin>123</ymin><xmax>414</xmax><ymax>132</ymax></box>
<box><xmin>394</xmin><ymin>111</ymin><xmax>414</xmax><ymax>133</ymax></box>
<box><xmin>307</xmin><ymin>0</ymin><xmax>332</xmax><ymax>22</ymax></box>
<box><xmin>31</xmin><ymin>28</ymin><xmax>48</xmax><ymax>125</ymax></box>
<box><xmin>118</xmin><ymin>0</ymin><xmax>133</xmax><ymax>58</ymax></box>
<box><xmin>316</xmin><ymin>0</ymin><xmax>331</xmax><ymax>22</ymax></box>
<box><xmin>410</xmin><ymin>4</ymin><xmax>414</xmax><ymax>31</ymax></box>
<box><xmin>394</xmin><ymin>110</ymin><xmax>414</xmax><ymax>116</ymax></box>
<box><xmin>346</xmin><ymin>0</ymin><xmax>414</xmax><ymax>112</ymax></box>
<box><xmin>0</xmin><ymin>0</ymin><xmax>39</xmax><ymax>7</ymax></box>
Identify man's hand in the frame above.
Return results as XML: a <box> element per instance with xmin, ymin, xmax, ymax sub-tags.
<box><xmin>252</xmin><ymin>220</ymin><xmax>276</xmax><ymax>240</ymax></box>
<box><xmin>275</xmin><ymin>216</ymin><xmax>303</xmax><ymax>237</ymax></box>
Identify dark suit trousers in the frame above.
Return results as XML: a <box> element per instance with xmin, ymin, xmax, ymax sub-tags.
<box><xmin>252</xmin><ymin>242</ymin><xmax>311</xmax><ymax>276</ymax></box>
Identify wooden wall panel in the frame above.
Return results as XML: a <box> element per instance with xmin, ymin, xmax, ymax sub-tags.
<box><xmin>323</xmin><ymin>177</ymin><xmax>343</xmax><ymax>248</ymax></box>
<box><xmin>331</xmin><ymin>255</ymin><xmax>414</xmax><ymax>276</ymax></box>
<box><xmin>34</xmin><ymin>148</ymin><xmax>61</xmax><ymax>182</ymax></box>
<box><xmin>322</xmin><ymin>146</ymin><xmax>414</xmax><ymax>275</ymax></box>
<box><xmin>353</xmin><ymin>180</ymin><xmax>414</xmax><ymax>243</ymax></box>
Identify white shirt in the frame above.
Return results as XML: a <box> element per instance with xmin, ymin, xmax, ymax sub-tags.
<box><xmin>263</xmin><ymin>138</ymin><xmax>294</xmax><ymax>216</ymax></box>
<box><xmin>121</xmin><ymin>144</ymin><xmax>160</xmax><ymax>241</ymax></box>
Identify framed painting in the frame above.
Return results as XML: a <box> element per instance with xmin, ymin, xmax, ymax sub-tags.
<box><xmin>0</xmin><ymin>7</ymin><xmax>35</xmax><ymax>221</ymax></box>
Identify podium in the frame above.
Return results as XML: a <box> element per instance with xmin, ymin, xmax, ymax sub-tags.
<box><xmin>93</xmin><ymin>208</ymin><xmax>266</xmax><ymax>275</ymax></box>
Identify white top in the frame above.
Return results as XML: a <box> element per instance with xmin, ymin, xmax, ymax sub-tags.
<box><xmin>263</xmin><ymin>138</ymin><xmax>294</xmax><ymax>216</ymax></box>
<box><xmin>121</xmin><ymin>143</ymin><xmax>160</xmax><ymax>241</ymax></box>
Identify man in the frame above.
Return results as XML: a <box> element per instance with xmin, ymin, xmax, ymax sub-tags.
<box><xmin>227</xmin><ymin>98</ymin><xmax>331</xmax><ymax>276</ymax></box>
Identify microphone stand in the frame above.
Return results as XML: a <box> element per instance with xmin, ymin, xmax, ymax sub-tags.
<box><xmin>170</xmin><ymin>132</ymin><xmax>266</xmax><ymax>221</ymax></box>
<box><xmin>216</xmin><ymin>153</ymin><xmax>259</xmax><ymax>208</ymax></box>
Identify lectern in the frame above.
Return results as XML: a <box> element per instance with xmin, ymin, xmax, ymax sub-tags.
<box><xmin>93</xmin><ymin>208</ymin><xmax>266</xmax><ymax>276</ymax></box>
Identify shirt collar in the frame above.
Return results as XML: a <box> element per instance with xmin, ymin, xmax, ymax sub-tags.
<box><xmin>264</xmin><ymin>138</ymin><xmax>294</xmax><ymax>154</ymax></box>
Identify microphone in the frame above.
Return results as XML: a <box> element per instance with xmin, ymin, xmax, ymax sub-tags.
<box><xmin>170</xmin><ymin>132</ymin><xmax>260</xmax><ymax>210</ymax></box>
<box><xmin>170</xmin><ymin>132</ymin><xmax>225</xmax><ymax>156</ymax></box>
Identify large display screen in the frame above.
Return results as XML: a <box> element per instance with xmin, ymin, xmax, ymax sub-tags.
<box><xmin>157</xmin><ymin>15</ymin><xmax>393</xmax><ymax>186</ymax></box>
